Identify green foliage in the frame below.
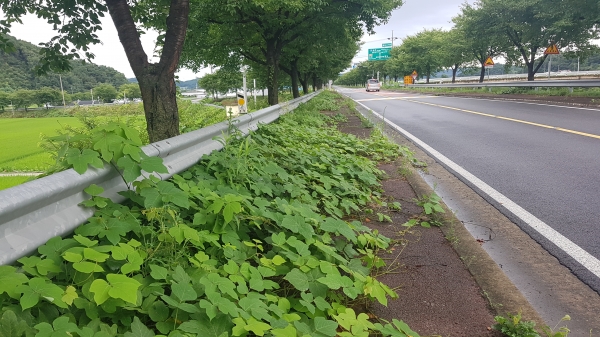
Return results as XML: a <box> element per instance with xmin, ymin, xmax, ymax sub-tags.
<box><xmin>0</xmin><ymin>35</ymin><xmax>127</xmax><ymax>92</ymax></box>
<box><xmin>0</xmin><ymin>91</ymin><xmax>414</xmax><ymax>337</ymax></box>
<box><xmin>93</xmin><ymin>84</ymin><xmax>118</xmax><ymax>102</ymax></box>
<box><xmin>493</xmin><ymin>312</ymin><xmax>540</xmax><ymax>337</ymax></box>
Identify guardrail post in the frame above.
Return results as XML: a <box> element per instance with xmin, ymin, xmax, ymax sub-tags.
<box><xmin>569</xmin><ymin>87</ymin><xmax>573</xmax><ymax>93</ymax></box>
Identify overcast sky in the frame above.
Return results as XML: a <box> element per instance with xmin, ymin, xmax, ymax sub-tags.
<box><xmin>5</xmin><ymin>0</ymin><xmax>474</xmax><ymax>81</ymax></box>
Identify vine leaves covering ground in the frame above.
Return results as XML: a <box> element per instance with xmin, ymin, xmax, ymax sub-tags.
<box><xmin>0</xmin><ymin>91</ymin><xmax>421</xmax><ymax>337</ymax></box>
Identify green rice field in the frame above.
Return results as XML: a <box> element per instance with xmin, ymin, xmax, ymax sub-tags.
<box><xmin>0</xmin><ymin>176</ymin><xmax>32</xmax><ymax>191</ymax></box>
<box><xmin>0</xmin><ymin>118</ymin><xmax>83</xmax><ymax>172</ymax></box>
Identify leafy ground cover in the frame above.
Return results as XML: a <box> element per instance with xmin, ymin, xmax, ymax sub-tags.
<box><xmin>0</xmin><ymin>117</ymin><xmax>83</xmax><ymax>172</ymax></box>
<box><xmin>0</xmin><ymin>91</ymin><xmax>420</xmax><ymax>337</ymax></box>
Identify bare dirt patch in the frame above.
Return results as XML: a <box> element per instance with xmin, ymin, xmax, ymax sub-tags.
<box><xmin>330</xmin><ymin>105</ymin><xmax>503</xmax><ymax>336</ymax></box>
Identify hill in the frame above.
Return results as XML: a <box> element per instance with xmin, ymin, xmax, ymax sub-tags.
<box><xmin>0</xmin><ymin>35</ymin><xmax>128</xmax><ymax>92</ymax></box>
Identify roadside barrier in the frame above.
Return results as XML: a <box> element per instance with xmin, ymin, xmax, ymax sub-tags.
<box><xmin>0</xmin><ymin>91</ymin><xmax>319</xmax><ymax>265</ymax></box>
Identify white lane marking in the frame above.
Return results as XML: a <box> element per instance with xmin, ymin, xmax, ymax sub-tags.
<box><xmin>416</xmin><ymin>95</ymin><xmax>600</xmax><ymax>112</ymax></box>
<box><xmin>353</xmin><ymin>99</ymin><xmax>600</xmax><ymax>279</ymax></box>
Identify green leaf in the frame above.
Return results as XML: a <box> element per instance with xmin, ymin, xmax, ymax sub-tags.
<box><xmin>73</xmin><ymin>261</ymin><xmax>104</xmax><ymax>274</ymax></box>
<box><xmin>17</xmin><ymin>277</ymin><xmax>66</xmax><ymax>309</ymax></box>
<box><xmin>84</xmin><ymin>184</ymin><xmax>104</xmax><ymax>196</ymax></box>
<box><xmin>271</xmin><ymin>255</ymin><xmax>286</xmax><ymax>266</ymax></box>
<box><xmin>313</xmin><ymin>317</ymin><xmax>338</xmax><ymax>337</ymax></box>
<box><xmin>117</xmin><ymin>156</ymin><xmax>142</xmax><ymax>183</ymax></box>
<box><xmin>177</xmin><ymin>314</ymin><xmax>233</xmax><ymax>336</ymax></box>
<box><xmin>317</xmin><ymin>275</ymin><xmax>353</xmax><ymax>290</ymax></box>
<box><xmin>0</xmin><ymin>310</ymin><xmax>28</xmax><ymax>337</ymax></box>
<box><xmin>272</xmin><ymin>324</ymin><xmax>296</xmax><ymax>337</ymax></box>
<box><xmin>66</xmin><ymin>148</ymin><xmax>104</xmax><ymax>174</ymax></box>
<box><xmin>124</xmin><ymin>317</ymin><xmax>154</xmax><ymax>337</ymax></box>
<box><xmin>223</xmin><ymin>201</ymin><xmax>242</xmax><ymax>224</ymax></box>
<box><xmin>244</xmin><ymin>318</ymin><xmax>271</xmax><ymax>336</ymax></box>
<box><xmin>320</xmin><ymin>218</ymin><xmax>356</xmax><ymax>242</ymax></box>
<box><xmin>283</xmin><ymin>269</ymin><xmax>309</xmax><ymax>292</ymax></box>
<box><xmin>83</xmin><ymin>248</ymin><xmax>109</xmax><ymax>262</ymax></box>
<box><xmin>148</xmin><ymin>301</ymin><xmax>170</xmax><ymax>322</ymax></box>
<box><xmin>90</xmin><ymin>274</ymin><xmax>141</xmax><ymax>305</ymax></box>
<box><xmin>61</xmin><ymin>285</ymin><xmax>78</xmax><ymax>306</ymax></box>
<box><xmin>141</xmin><ymin>156</ymin><xmax>168</xmax><ymax>174</ymax></box>
<box><xmin>172</xmin><ymin>282</ymin><xmax>197</xmax><ymax>302</ymax></box>
<box><xmin>149</xmin><ymin>265</ymin><xmax>169</xmax><ymax>280</ymax></box>
<box><xmin>0</xmin><ymin>266</ymin><xmax>28</xmax><ymax>297</ymax></box>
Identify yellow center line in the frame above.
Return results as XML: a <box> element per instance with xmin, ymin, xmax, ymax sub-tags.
<box><xmin>402</xmin><ymin>99</ymin><xmax>600</xmax><ymax>140</ymax></box>
<box><xmin>356</xmin><ymin>96</ymin><xmax>435</xmax><ymax>102</ymax></box>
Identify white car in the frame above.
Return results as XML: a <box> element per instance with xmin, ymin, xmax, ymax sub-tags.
<box><xmin>366</xmin><ymin>79</ymin><xmax>380</xmax><ymax>92</ymax></box>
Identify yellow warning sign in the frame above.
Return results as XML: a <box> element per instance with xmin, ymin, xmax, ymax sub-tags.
<box><xmin>484</xmin><ymin>56</ymin><xmax>494</xmax><ymax>67</ymax></box>
<box><xmin>411</xmin><ymin>70</ymin><xmax>418</xmax><ymax>77</ymax></box>
<box><xmin>544</xmin><ymin>44</ymin><xmax>560</xmax><ymax>55</ymax></box>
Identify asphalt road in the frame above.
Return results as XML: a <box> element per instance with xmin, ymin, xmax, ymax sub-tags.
<box><xmin>338</xmin><ymin>87</ymin><xmax>600</xmax><ymax>293</ymax></box>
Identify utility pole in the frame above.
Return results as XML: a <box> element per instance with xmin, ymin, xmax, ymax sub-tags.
<box><xmin>253</xmin><ymin>79</ymin><xmax>256</xmax><ymax>106</ymax></box>
<box><xmin>59</xmin><ymin>75</ymin><xmax>66</xmax><ymax>108</ymax></box>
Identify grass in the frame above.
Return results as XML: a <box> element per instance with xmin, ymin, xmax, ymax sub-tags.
<box><xmin>381</xmin><ymin>84</ymin><xmax>600</xmax><ymax>98</ymax></box>
<box><xmin>0</xmin><ymin>176</ymin><xmax>32</xmax><ymax>191</ymax></box>
<box><xmin>0</xmin><ymin>118</ymin><xmax>83</xmax><ymax>172</ymax></box>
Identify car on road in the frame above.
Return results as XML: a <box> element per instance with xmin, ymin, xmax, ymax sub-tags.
<box><xmin>366</xmin><ymin>79</ymin><xmax>380</xmax><ymax>92</ymax></box>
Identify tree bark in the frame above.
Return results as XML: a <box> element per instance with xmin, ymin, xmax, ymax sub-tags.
<box><xmin>265</xmin><ymin>39</ymin><xmax>280</xmax><ymax>106</ymax></box>
<box><xmin>479</xmin><ymin>64</ymin><xmax>486</xmax><ymax>83</ymax></box>
<box><xmin>452</xmin><ymin>65</ymin><xmax>458</xmax><ymax>83</ymax></box>
<box><xmin>106</xmin><ymin>0</ymin><xmax>189</xmax><ymax>143</ymax></box>
<box><xmin>299</xmin><ymin>75</ymin><xmax>309</xmax><ymax>95</ymax></box>
<box><xmin>290</xmin><ymin>61</ymin><xmax>300</xmax><ymax>98</ymax></box>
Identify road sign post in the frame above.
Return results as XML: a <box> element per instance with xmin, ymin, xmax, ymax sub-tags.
<box><xmin>544</xmin><ymin>43</ymin><xmax>559</xmax><ymax>79</ymax></box>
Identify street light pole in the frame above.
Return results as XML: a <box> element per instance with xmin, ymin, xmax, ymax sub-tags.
<box><xmin>388</xmin><ymin>30</ymin><xmax>399</xmax><ymax>47</ymax></box>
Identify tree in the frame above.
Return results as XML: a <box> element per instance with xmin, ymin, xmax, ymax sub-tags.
<box><xmin>0</xmin><ymin>0</ymin><xmax>190</xmax><ymax>142</ymax></box>
<box><xmin>93</xmin><ymin>83</ymin><xmax>118</xmax><ymax>102</ymax></box>
<box><xmin>0</xmin><ymin>91</ymin><xmax>10</xmax><ymax>111</ymax></box>
<box><xmin>391</xmin><ymin>29</ymin><xmax>446</xmax><ymax>83</ymax></box>
<box><xmin>119</xmin><ymin>83</ymin><xmax>142</xmax><ymax>100</ymax></box>
<box><xmin>11</xmin><ymin>89</ymin><xmax>34</xmax><ymax>111</ymax></box>
<box><xmin>182</xmin><ymin>0</ymin><xmax>401</xmax><ymax>105</ymax></box>
<box><xmin>440</xmin><ymin>29</ymin><xmax>471</xmax><ymax>83</ymax></box>
<box><xmin>34</xmin><ymin>87</ymin><xmax>63</xmax><ymax>109</ymax></box>
<box><xmin>478</xmin><ymin>0</ymin><xmax>600</xmax><ymax>81</ymax></box>
<box><xmin>453</xmin><ymin>3</ymin><xmax>508</xmax><ymax>83</ymax></box>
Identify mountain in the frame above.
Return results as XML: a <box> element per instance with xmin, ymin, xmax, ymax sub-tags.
<box><xmin>0</xmin><ymin>35</ymin><xmax>128</xmax><ymax>92</ymax></box>
<box><xmin>176</xmin><ymin>78</ymin><xmax>199</xmax><ymax>91</ymax></box>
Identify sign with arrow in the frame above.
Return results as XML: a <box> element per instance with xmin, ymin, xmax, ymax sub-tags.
<box><xmin>484</xmin><ymin>56</ymin><xmax>495</xmax><ymax>68</ymax></box>
<box><xmin>544</xmin><ymin>43</ymin><xmax>560</xmax><ymax>55</ymax></box>
<box><xmin>368</xmin><ymin>48</ymin><xmax>391</xmax><ymax>61</ymax></box>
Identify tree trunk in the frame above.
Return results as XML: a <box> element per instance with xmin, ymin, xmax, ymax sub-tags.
<box><xmin>299</xmin><ymin>76</ymin><xmax>309</xmax><ymax>95</ymax></box>
<box><xmin>452</xmin><ymin>66</ymin><xmax>458</xmax><ymax>83</ymax></box>
<box><xmin>527</xmin><ymin>63</ymin><xmax>535</xmax><ymax>81</ymax></box>
<box><xmin>479</xmin><ymin>64</ymin><xmax>486</xmax><ymax>83</ymax></box>
<box><xmin>106</xmin><ymin>0</ymin><xmax>189</xmax><ymax>142</ymax></box>
<box><xmin>265</xmin><ymin>39</ymin><xmax>280</xmax><ymax>106</ymax></box>
<box><xmin>138</xmin><ymin>71</ymin><xmax>180</xmax><ymax>142</ymax></box>
<box><xmin>290</xmin><ymin>61</ymin><xmax>300</xmax><ymax>98</ymax></box>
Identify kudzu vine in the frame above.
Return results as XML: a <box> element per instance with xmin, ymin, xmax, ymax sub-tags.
<box><xmin>0</xmin><ymin>91</ymin><xmax>420</xmax><ymax>337</ymax></box>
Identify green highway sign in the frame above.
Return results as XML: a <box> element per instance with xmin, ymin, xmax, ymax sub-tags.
<box><xmin>382</xmin><ymin>43</ymin><xmax>392</xmax><ymax>47</ymax></box>
<box><xmin>368</xmin><ymin>48</ymin><xmax>391</xmax><ymax>61</ymax></box>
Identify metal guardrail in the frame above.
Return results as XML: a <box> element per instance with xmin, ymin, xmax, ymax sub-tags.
<box><xmin>409</xmin><ymin>79</ymin><xmax>600</xmax><ymax>88</ymax></box>
<box><xmin>415</xmin><ymin>70</ymin><xmax>600</xmax><ymax>84</ymax></box>
<box><xmin>0</xmin><ymin>91</ymin><xmax>319</xmax><ymax>265</ymax></box>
